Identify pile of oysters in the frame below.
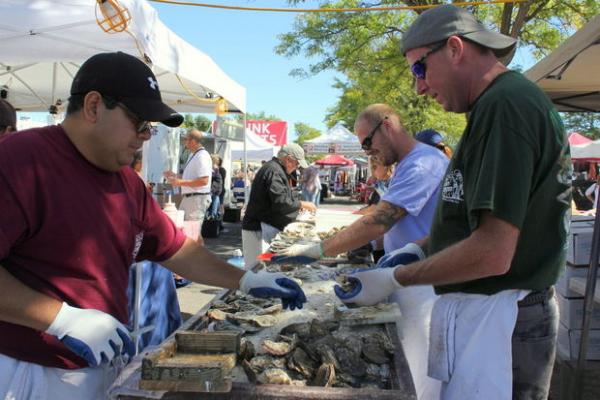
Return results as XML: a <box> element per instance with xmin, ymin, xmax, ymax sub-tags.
<box><xmin>238</xmin><ymin>319</ymin><xmax>395</xmax><ymax>389</ymax></box>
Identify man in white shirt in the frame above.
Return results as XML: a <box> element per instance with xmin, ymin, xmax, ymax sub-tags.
<box><xmin>164</xmin><ymin>129</ymin><xmax>212</xmax><ymax>240</ymax></box>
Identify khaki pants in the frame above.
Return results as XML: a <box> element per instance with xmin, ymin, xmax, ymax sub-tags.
<box><xmin>180</xmin><ymin>194</ymin><xmax>211</xmax><ymax>240</ymax></box>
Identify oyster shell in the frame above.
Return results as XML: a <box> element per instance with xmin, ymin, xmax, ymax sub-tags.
<box><xmin>229</xmin><ymin>312</ymin><xmax>278</xmax><ymax>327</ymax></box>
<box><xmin>258</xmin><ymin>368</ymin><xmax>292</xmax><ymax>385</ymax></box>
<box><xmin>262</xmin><ymin>335</ymin><xmax>297</xmax><ymax>356</ymax></box>
<box><xmin>311</xmin><ymin>363</ymin><xmax>336</xmax><ymax>387</ymax></box>
<box><xmin>334</xmin><ymin>343</ymin><xmax>367</xmax><ymax>377</ymax></box>
<box><xmin>287</xmin><ymin>347</ymin><xmax>318</xmax><ymax>379</ymax></box>
<box><xmin>238</xmin><ymin>338</ymin><xmax>255</xmax><ymax>361</ymax></box>
<box><xmin>362</xmin><ymin>331</ymin><xmax>394</xmax><ymax>364</ymax></box>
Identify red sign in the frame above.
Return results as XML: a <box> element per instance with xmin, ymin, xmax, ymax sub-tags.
<box><xmin>246</xmin><ymin>120</ymin><xmax>287</xmax><ymax>146</ymax></box>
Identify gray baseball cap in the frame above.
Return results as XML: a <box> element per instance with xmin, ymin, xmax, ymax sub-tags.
<box><xmin>279</xmin><ymin>143</ymin><xmax>309</xmax><ymax>169</ymax></box>
<box><xmin>401</xmin><ymin>5</ymin><xmax>517</xmax><ymax>65</ymax></box>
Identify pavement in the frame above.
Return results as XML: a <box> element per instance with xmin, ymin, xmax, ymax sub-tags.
<box><xmin>176</xmin><ymin>195</ymin><xmax>363</xmax><ymax>320</ymax></box>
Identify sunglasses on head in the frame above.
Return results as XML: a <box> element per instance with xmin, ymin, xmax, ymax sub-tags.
<box><xmin>410</xmin><ymin>41</ymin><xmax>447</xmax><ymax>80</ymax></box>
<box><xmin>361</xmin><ymin>117</ymin><xmax>387</xmax><ymax>151</ymax></box>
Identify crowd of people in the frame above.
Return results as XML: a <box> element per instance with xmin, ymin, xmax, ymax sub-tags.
<box><xmin>0</xmin><ymin>5</ymin><xmax>572</xmax><ymax>400</ymax></box>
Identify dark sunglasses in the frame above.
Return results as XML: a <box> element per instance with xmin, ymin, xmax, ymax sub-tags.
<box><xmin>361</xmin><ymin>117</ymin><xmax>387</xmax><ymax>151</ymax></box>
<box><xmin>410</xmin><ymin>41</ymin><xmax>447</xmax><ymax>80</ymax></box>
<box><xmin>103</xmin><ymin>96</ymin><xmax>154</xmax><ymax>134</ymax></box>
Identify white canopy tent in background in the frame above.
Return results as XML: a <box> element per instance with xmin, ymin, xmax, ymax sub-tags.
<box><xmin>231</xmin><ymin>129</ymin><xmax>279</xmax><ymax>162</ymax></box>
<box><xmin>525</xmin><ymin>14</ymin><xmax>600</xmax><ymax>112</ymax></box>
<box><xmin>304</xmin><ymin>122</ymin><xmax>362</xmax><ymax>155</ymax></box>
<box><xmin>0</xmin><ymin>0</ymin><xmax>246</xmax><ymax>115</ymax></box>
<box><xmin>0</xmin><ymin>0</ymin><xmax>252</xmax><ymax>203</ymax></box>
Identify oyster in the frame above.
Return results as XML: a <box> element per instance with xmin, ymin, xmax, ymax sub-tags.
<box><xmin>238</xmin><ymin>338</ymin><xmax>255</xmax><ymax>361</ymax></box>
<box><xmin>262</xmin><ymin>335</ymin><xmax>297</xmax><ymax>356</ymax></box>
<box><xmin>334</xmin><ymin>343</ymin><xmax>367</xmax><ymax>377</ymax></box>
<box><xmin>287</xmin><ymin>347</ymin><xmax>318</xmax><ymax>379</ymax></box>
<box><xmin>247</xmin><ymin>355</ymin><xmax>277</xmax><ymax>373</ymax></box>
<box><xmin>280</xmin><ymin>322</ymin><xmax>311</xmax><ymax>340</ymax></box>
<box><xmin>207</xmin><ymin>309</ymin><xmax>228</xmax><ymax>321</ymax></box>
<box><xmin>207</xmin><ymin>320</ymin><xmax>245</xmax><ymax>334</ymax></box>
<box><xmin>314</xmin><ymin>343</ymin><xmax>340</xmax><ymax>370</ymax></box>
<box><xmin>258</xmin><ymin>368</ymin><xmax>292</xmax><ymax>385</ymax></box>
<box><xmin>361</xmin><ymin>331</ymin><xmax>394</xmax><ymax>364</ymax></box>
<box><xmin>229</xmin><ymin>312</ymin><xmax>278</xmax><ymax>327</ymax></box>
<box><xmin>311</xmin><ymin>363</ymin><xmax>336</xmax><ymax>387</ymax></box>
<box><xmin>309</xmin><ymin>319</ymin><xmax>339</xmax><ymax>338</ymax></box>
<box><xmin>335</xmin><ymin>274</ymin><xmax>358</xmax><ymax>294</ymax></box>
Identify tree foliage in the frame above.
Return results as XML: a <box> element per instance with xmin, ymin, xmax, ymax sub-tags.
<box><xmin>562</xmin><ymin>113</ymin><xmax>600</xmax><ymax>139</ymax></box>
<box><xmin>239</xmin><ymin>111</ymin><xmax>282</xmax><ymax>121</ymax></box>
<box><xmin>181</xmin><ymin>114</ymin><xmax>212</xmax><ymax>131</ymax></box>
<box><xmin>294</xmin><ymin>122</ymin><xmax>322</xmax><ymax>145</ymax></box>
<box><xmin>277</xmin><ymin>0</ymin><xmax>599</xmax><ymax>144</ymax></box>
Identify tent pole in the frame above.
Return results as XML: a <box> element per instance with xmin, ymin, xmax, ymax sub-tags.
<box><xmin>243</xmin><ymin>115</ymin><xmax>248</xmax><ymax>204</ymax></box>
<box><xmin>573</xmin><ymin>196</ymin><xmax>600</xmax><ymax>399</ymax></box>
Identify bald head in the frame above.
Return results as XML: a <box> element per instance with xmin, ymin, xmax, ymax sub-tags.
<box><xmin>355</xmin><ymin>104</ymin><xmax>406</xmax><ymax>134</ymax></box>
<box><xmin>354</xmin><ymin>103</ymin><xmax>415</xmax><ymax>166</ymax></box>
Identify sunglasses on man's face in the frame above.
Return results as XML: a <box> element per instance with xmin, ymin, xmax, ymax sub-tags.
<box><xmin>116</xmin><ymin>103</ymin><xmax>155</xmax><ymax>134</ymax></box>
<box><xmin>102</xmin><ymin>95</ymin><xmax>155</xmax><ymax>134</ymax></box>
<box><xmin>361</xmin><ymin>117</ymin><xmax>387</xmax><ymax>151</ymax></box>
<box><xmin>410</xmin><ymin>41</ymin><xmax>447</xmax><ymax>81</ymax></box>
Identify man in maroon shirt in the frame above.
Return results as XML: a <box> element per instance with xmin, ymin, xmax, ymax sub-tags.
<box><xmin>0</xmin><ymin>52</ymin><xmax>305</xmax><ymax>398</ymax></box>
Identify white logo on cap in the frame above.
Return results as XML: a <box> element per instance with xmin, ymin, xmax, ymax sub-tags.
<box><xmin>148</xmin><ymin>77</ymin><xmax>158</xmax><ymax>90</ymax></box>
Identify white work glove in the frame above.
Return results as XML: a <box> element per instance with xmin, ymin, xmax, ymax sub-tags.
<box><xmin>276</xmin><ymin>243</ymin><xmax>323</xmax><ymax>263</ymax></box>
<box><xmin>376</xmin><ymin>243</ymin><xmax>425</xmax><ymax>269</ymax></box>
<box><xmin>45</xmin><ymin>302</ymin><xmax>135</xmax><ymax>367</ymax></box>
<box><xmin>334</xmin><ymin>267</ymin><xmax>403</xmax><ymax>307</ymax></box>
<box><xmin>239</xmin><ymin>270</ymin><xmax>307</xmax><ymax>310</ymax></box>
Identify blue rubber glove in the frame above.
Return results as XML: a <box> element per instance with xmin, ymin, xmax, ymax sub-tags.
<box><xmin>334</xmin><ymin>267</ymin><xmax>402</xmax><ymax>307</ymax></box>
<box><xmin>377</xmin><ymin>243</ymin><xmax>425</xmax><ymax>269</ymax></box>
<box><xmin>239</xmin><ymin>270</ymin><xmax>307</xmax><ymax>310</ymax></box>
<box><xmin>45</xmin><ymin>302</ymin><xmax>135</xmax><ymax>367</ymax></box>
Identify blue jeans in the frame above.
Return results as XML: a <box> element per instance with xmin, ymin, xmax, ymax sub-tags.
<box><xmin>302</xmin><ymin>189</ymin><xmax>320</xmax><ymax>206</ymax></box>
<box><xmin>208</xmin><ymin>194</ymin><xmax>220</xmax><ymax>218</ymax></box>
<box><xmin>512</xmin><ymin>290</ymin><xmax>558</xmax><ymax>400</ymax></box>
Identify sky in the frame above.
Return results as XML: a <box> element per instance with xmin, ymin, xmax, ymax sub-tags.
<box><xmin>148</xmin><ymin>0</ymin><xmax>538</xmax><ymax>141</ymax></box>
<box><xmin>151</xmin><ymin>0</ymin><xmax>343</xmax><ymax>141</ymax></box>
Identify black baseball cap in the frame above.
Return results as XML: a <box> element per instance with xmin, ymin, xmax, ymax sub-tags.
<box><xmin>70</xmin><ymin>52</ymin><xmax>183</xmax><ymax>127</ymax></box>
<box><xmin>402</xmin><ymin>5</ymin><xmax>517</xmax><ymax>65</ymax></box>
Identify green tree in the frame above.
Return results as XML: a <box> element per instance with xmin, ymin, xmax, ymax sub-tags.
<box><xmin>277</xmin><ymin>0</ymin><xmax>599</xmax><ymax>143</ymax></box>
<box><xmin>562</xmin><ymin>113</ymin><xmax>600</xmax><ymax>139</ymax></box>
<box><xmin>236</xmin><ymin>111</ymin><xmax>282</xmax><ymax>121</ymax></box>
<box><xmin>294</xmin><ymin>122</ymin><xmax>322</xmax><ymax>145</ymax></box>
<box><xmin>181</xmin><ymin>113</ymin><xmax>211</xmax><ymax>131</ymax></box>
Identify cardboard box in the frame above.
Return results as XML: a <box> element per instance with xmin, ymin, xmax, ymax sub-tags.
<box><xmin>557</xmin><ymin>263</ymin><xmax>588</xmax><ymax>298</ymax></box>
<box><xmin>558</xmin><ymin>293</ymin><xmax>600</xmax><ymax>329</ymax></box>
<box><xmin>567</xmin><ymin>220</ymin><xmax>594</xmax><ymax>266</ymax></box>
<box><xmin>558</xmin><ymin>322</ymin><xmax>600</xmax><ymax>360</ymax></box>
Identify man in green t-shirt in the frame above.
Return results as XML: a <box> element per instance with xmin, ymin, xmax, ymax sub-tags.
<box><xmin>334</xmin><ymin>5</ymin><xmax>571</xmax><ymax>399</ymax></box>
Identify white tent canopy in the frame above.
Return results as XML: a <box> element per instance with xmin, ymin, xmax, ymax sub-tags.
<box><xmin>231</xmin><ymin>129</ymin><xmax>278</xmax><ymax>162</ymax></box>
<box><xmin>0</xmin><ymin>0</ymin><xmax>246</xmax><ymax>114</ymax></box>
<box><xmin>525</xmin><ymin>14</ymin><xmax>600</xmax><ymax>112</ymax></box>
<box><xmin>571</xmin><ymin>141</ymin><xmax>600</xmax><ymax>161</ymax></box>
<box><xmin>304</xmin><ymin>122</ymin><xmax>362</xmax><ymax>154</ymax></box>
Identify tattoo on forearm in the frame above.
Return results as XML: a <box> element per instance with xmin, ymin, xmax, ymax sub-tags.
<box><xmin>362</xmin><ymin>202</ymin><xmax>406</xmax><ymax>230</ymax></box>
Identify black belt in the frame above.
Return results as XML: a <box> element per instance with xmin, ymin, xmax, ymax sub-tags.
<box><xmin>517</xmin><ymin>287</ymin><xmax>554</xmax><ymax>307</ymax></box>
<box><xmin>183</xmin><ymin>192</ymin><xmax>210</xmax><ymax>198</ymax></box>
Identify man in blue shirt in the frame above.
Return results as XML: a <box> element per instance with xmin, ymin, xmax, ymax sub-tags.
<box><xmin>283</xmin><ymin>103</ymin><xmax>448</xmax><ymax>398</ymax></box>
